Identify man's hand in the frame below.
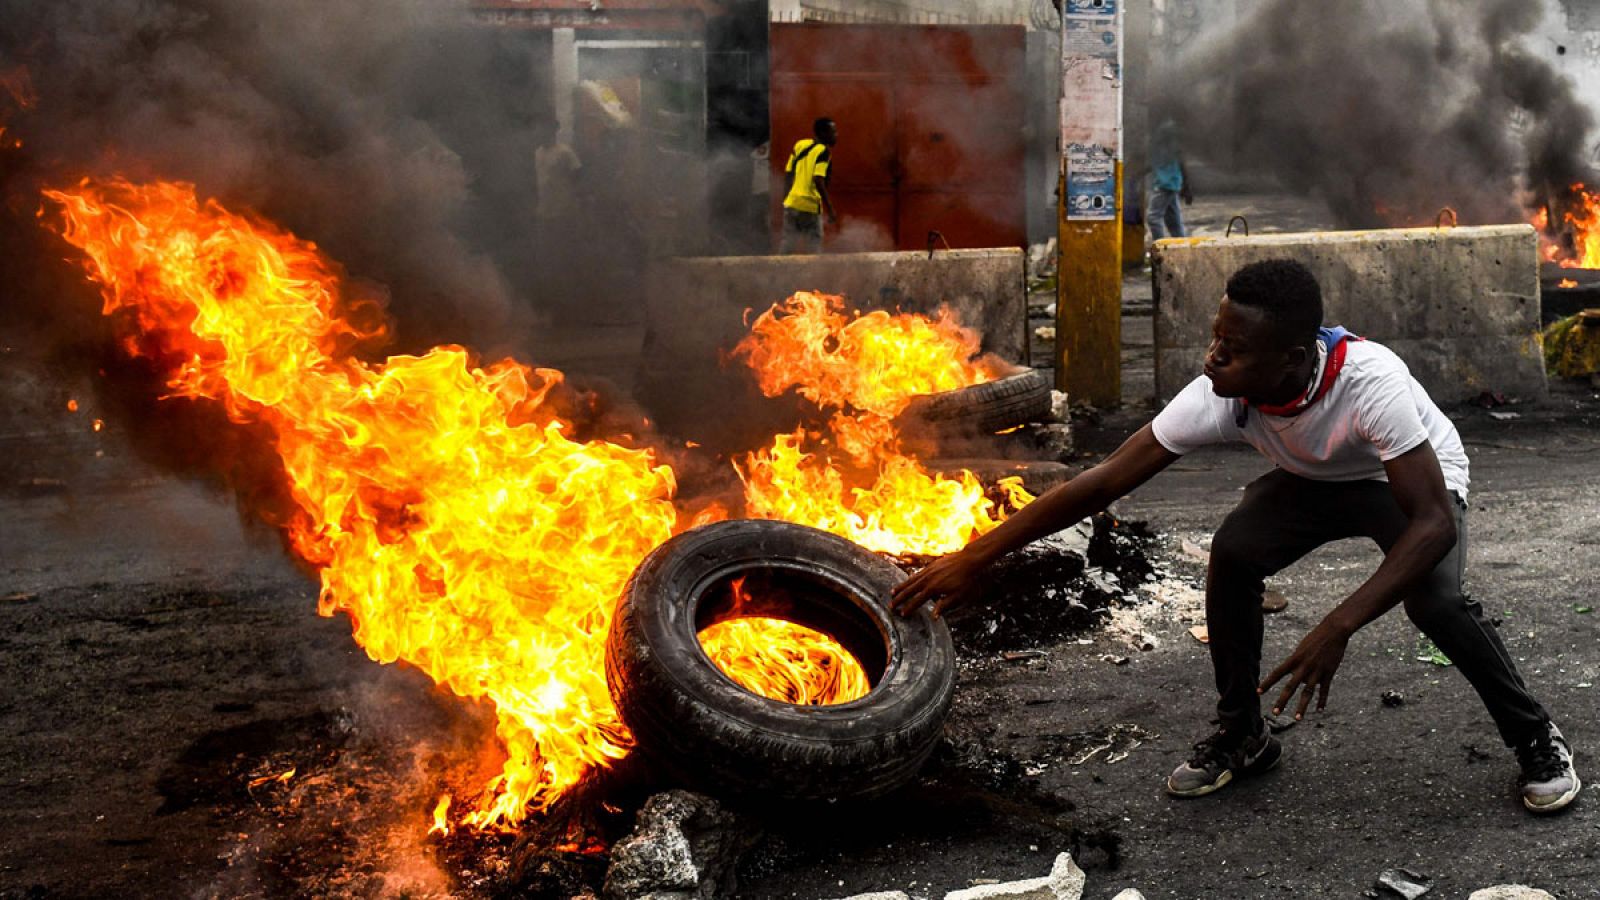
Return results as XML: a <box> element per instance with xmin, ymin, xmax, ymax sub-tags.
<box><xmin>1258</xmin><ymin>617</ymin><xmax>1353</xmax><ymax>720</ymax></box>
<box><xmin>1180</xmin><ymin>186</ymin><xmax>1194</xmax><ymax>205</ymax></box>
<box><xmin>890</xmin><ymin>550</ymin><xmax>990</xmax><ymax>618</ymax></box>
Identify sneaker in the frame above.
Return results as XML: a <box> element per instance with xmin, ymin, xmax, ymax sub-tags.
<box><xmin>1517</xmin><ymin>721</ymin><xmax>1581</xmax><ymax>814</ymax></box>
<box><xmin>1167</xmin><ymin>728</ymin><xmax>1282</xmax><ymax>798</ymax></box>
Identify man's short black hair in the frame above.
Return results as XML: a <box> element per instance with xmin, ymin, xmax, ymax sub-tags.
<box><xmin>813</xmin><ymin>117</ymin><xmax>835</xmax><ymax>137</ymax></box>
<box><xmin>1224</xmin><ymin>259</ymin><xmax>1323</xmax><ymax>348</ymax></box>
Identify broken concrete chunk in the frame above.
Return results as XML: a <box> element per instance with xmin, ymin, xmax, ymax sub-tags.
<box><xmin>1110</xmin><ymin>891</ymin><xmax>1147</xmax><ymax>900</ymax></box>
<box><xmin>1261</xmin><ymin>589</ymin><xmax>1289</xmax><ymax>612</ymax></box>
<box><xmin>942</xmin><ymin>853</ymin><xmax>1084</xmax><ymax>900</ymax></box>
<box><xmin>1264</xmin><ymin>712</ymin><xmax>1298</xmax><ymax>734</ymax></box>
<box><xmin>1373</xmin><ymin>867</ymin><xmax>1433</xmax><ymax>899</ymax></box>
<box><xmin>1466</xmin><ymin>887</ymin><xmax>1556</xmax><ymax>900</ymax></box>
<box><xmin>602</xmin><ymin>791</ymin><xmax>758</xmax><ymax>900</ymax></box>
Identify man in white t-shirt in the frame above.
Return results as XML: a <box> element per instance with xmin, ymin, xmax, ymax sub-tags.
<box><xmin>892</xmin><ymin>259</ymin><xmax>1579</xmax><ymax>814</ymax></box>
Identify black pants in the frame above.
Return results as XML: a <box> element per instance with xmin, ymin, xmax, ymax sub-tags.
<box><xmin>1207</xmin><ymin>469</ymin><xmax>1549</xmax><ymax>748</ymax></box>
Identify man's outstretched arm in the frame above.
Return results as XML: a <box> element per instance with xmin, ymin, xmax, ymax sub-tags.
<box><xmin>1260</xmin><ymin>441</ymin><xmax>1459</xmax><ymax>719</ymax></box>
<box><xmin>891</xmin><ymin>423</ymin><xmax>1180</xmax><ymax>617</ymax></box>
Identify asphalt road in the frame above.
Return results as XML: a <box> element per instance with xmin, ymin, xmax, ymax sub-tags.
<box><xmin>2</xmin><ymin>341</ymin><xmax>1598</xmax><ymax>897</ymax></box>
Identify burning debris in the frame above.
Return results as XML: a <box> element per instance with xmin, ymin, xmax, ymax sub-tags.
<box><xmin>731</xmin><ymin>290</ymin><xmax>1036</xmax><ymax>556</ymax></box>
<box><xmin>1164</xmin><ymin>0</ymin><xmax>1599</xmax><ymax>231</ymax></box>
<box><xmin>34</xmin><ymin>176</ymin><xmax>1070</xmax><ymax>855</ymax></box>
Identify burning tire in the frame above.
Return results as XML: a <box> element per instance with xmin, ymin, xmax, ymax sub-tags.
<box><xmin>606</xmin><ymin>519</ymin><xmax>955</xmax><ymax>803</ymax></box>
<box><xmin>897</xmin><ymin>366</ymin><xmax>1053</xmax><ymax>437</ymax></box>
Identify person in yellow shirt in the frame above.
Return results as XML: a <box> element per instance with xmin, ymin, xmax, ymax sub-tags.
<box><xmin>778</xmin><ymin>117</ymin><xmax>838</xmax><ymax>254</ymax></box>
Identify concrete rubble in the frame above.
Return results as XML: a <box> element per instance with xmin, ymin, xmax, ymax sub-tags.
<box><xmin>602</xmin><ymin>791</ymin><xmax>758</xmax><ymax>900</ymax></box>
<box><xmin>1466</xmin><ymin>888</ymin><xmax>1558</xmax><ymax>900</ymax></box>
<box><xmin>1372</xmin><ymin>867</ymin><xmax>1433</xmax><ymax>898</ymax></box>
<box><xmin>942</xmin><ymin>852</ymin><xmax>1085</xmax><ymax>900</ymax></box>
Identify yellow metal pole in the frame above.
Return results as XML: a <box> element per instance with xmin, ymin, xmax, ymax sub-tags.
<box><xmin>1055</xmin><ymin>2</ymin><xmax>1123</xmax><ymax>407</ymax></box>
<box><xmin>1056</xmin><ymin>163</ymin><xmax>1123</xmax><ymax>405</ymax></box>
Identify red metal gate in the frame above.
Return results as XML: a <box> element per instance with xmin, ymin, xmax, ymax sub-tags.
<box><xmin>769</xmin><ymin>23</ymin><xmax>1026</xmax><ymax>252</ymax></box>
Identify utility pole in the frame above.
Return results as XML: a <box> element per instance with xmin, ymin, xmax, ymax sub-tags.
<box><xmin>1055</xmin><ymin>0</ymin><xmax>1123</xmax><ymax>406</ymax></box>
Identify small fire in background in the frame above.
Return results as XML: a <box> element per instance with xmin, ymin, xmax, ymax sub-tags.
<box><xmin>42</xmin><ymin>180</ymin><xmax>1034</xmax><ymax>835</ymax></box>
<box><xmin>1533</xmin><ymin>182</ymin><xmax>1600</xmax><ymax>269</ymax></box>
<box><xmin>733</xmin><ymin>291</ymin><xmax>1033</xmax><ymax>557</ymax></box>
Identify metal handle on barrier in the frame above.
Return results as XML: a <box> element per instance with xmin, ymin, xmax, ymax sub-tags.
<box><xmin>1226</xmin><ymin>215</ymin><xmax>1249</xmax><ymax>237</ymax></box>
<box><xmin>1436</xmin><ymin>207</ymin><xmax>1458</xmax><ymax>229</ymax></box>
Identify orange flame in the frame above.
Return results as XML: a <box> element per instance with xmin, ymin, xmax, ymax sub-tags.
<box><xmin>733</xmin><ymin>291</ymin><xmax>995</xmax><ymax>420</ymax></box>
<box><xmin>697</xmin><ymin>577</ymin><xmax>869</xmax><ymax>706</ymax></box>
<box><xmin>733</xmin><ymin>292</ymin><xmax>1032</xmax><ymax>556</ymax></box>
<box><xmin>1536</xmin><ymin>183</ymin><xmax>1600</xmax><ymax>268</ymax></box>
<box><xmin>44</xmin><ymin>178</ymin><xmax>679</xmax><ymax>828</ymax></box>
<box><xmin>42</xmin><ymin>181</ymin><xmax>1035</xmax><ymax>832</ymax></box>
<box><xmin>1558</xmin><ymin>278</ymin><xmax>1579</xmax><ymax>289</ymax></box>
<box><xmin>699</xmin><ymin>617</ymin><xmax>869</xmax><ymax>705</ymax></box>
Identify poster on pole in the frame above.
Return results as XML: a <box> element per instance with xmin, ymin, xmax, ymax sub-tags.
<box><xmin>1063</xmin><ymin>17</ymin><xmax>1118</xmax><ymax>60</ymax></box>
<box><xmin>1065</xmin><ymin>0</ymin><xmax>1117</xmax><ymax>15</ymax></box>
<box><xmin>1059</xmin><ymin>57</ymin><xmax>1119</xmax><ymax>147</ymax></box>
<box><xmin>1065</xmin><ymin>143</ymin><xmax>1116</xmax><ymax>221</ymax></box>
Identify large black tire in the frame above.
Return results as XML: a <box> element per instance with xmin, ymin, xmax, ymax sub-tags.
<box><xmin>897</xmin><ymin>367</ymin><xmax>1053</xmax><ymax>437</ymax></box>
<box><xmin>606</xmin><ymin>519</ymin><xmax>955</xmax><ymax>803</ymax></box>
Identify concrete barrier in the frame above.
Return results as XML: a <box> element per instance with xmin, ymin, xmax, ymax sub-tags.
<box><xmin>637</xmin><ymin>249</ymin><xmax>1025</xmax><ymax>449</ymax></box>
<box><xmin>1150</xmin><ymin>225</ymin><xmax>1546</xmax><ymax>405</ymax></box>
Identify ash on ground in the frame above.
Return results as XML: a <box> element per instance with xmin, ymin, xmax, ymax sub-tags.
<box><xmin>929</xmin><ymin>512</ymin><xmax>1166</xmax><ymax>656</ymax></box>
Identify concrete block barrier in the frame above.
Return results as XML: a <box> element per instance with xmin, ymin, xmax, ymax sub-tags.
<box><xmin>1150</xmin><ymin>225</ymin><xmax>1545</xmax><ymax>405</ymax></box>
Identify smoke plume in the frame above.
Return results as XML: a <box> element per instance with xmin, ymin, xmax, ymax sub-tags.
<box><xmin>0</xmin><ymin>0</ymin><xmax>569</xmax><ymax>350</ymax></box>
<box><xmin>1156</xmin><ymin>0</ymin><xmax>1597</xmax><ymax>228</ymax></box>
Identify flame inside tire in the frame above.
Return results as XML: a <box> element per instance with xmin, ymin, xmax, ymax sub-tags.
<box><xmin>605</xmin><ymin>519</ymin><xmax>956</xmax><ymax>802</ymax></box>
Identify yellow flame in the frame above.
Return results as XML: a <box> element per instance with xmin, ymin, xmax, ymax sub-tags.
<box><xmin>45</xmin><ymin>178</ymin><xmax>678</xmax><ymax>828</ymax></box>
<box><xmin>43</xmin><ymin>181</ymin><xmax>1035</xmax><ymax>833</ymax></box>
<box><xmin>700</xmin><ymin>617</ymin><xmax>870</xmax><ymax>705</ymax></box>
<box><xmin>247</xmin><ymin>767</ymin><xmax>296</xmax><ymax>789</ymax></box>
<box><xmin>429</xmin><ymin>795</ymin><xmax>451</xmax><ymax>837</ymax></box>
<box><xmin>733</xmin><ymin>292</ymin><xmax>1033</xmax><ymax>556</ymax></box>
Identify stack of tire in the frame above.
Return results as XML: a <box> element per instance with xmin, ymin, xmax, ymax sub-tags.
<box><xmin>896</xmin><ymin>364</ymin><xmax>1053</xmax><ymax>438</ymax></box>
<box><xmin>894</xmin><ymin>363</ymin><xmax>1070</xmax><ymax>496</ymax></box>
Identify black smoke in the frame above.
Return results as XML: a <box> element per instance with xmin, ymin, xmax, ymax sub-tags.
<box><xmin>0</xmin><ymin>0</ymin><xmax>560</xmax><ymax>355</ymax></box>
<box><xmin>1155</xmin><ymin>0</ymin><xmax>1597</xmax><ymax>229</ymax></box>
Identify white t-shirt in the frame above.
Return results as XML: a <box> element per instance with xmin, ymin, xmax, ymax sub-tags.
<box><xmin>1151</xmin><ymin>339</ymin><xmax>1470</xmax><ymax>498</ymax></box>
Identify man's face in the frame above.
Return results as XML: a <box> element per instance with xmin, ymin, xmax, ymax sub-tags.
<box><xmin>820</xmin><ymin>121</ymin><xmax>838</xmax><ymax>145</ymax></box>
<box><xmin>1202</xmin><ymin>296</ymin><xmax>1298</xmax><ymax>400</ymax></box>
